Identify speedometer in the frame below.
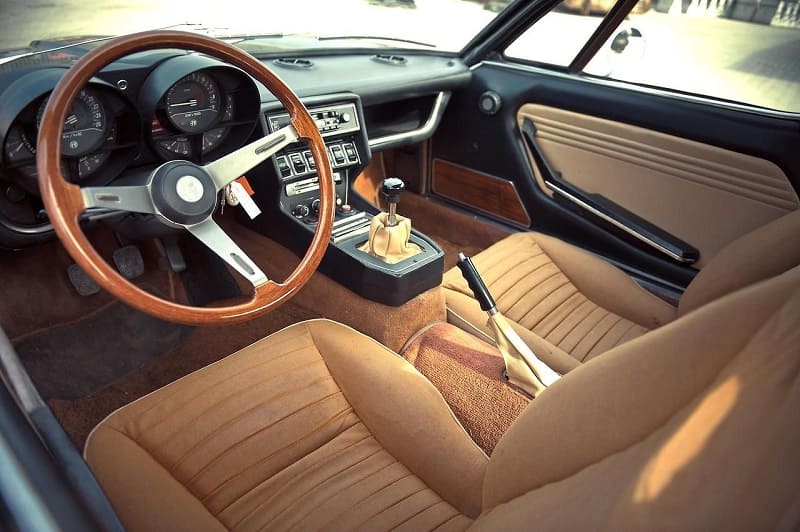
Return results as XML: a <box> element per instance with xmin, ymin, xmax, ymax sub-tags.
<box><xmin>36</xmin><ymin>88</ymin><xmax>107</xmax><ymax>157</ymax></box>
<box><xmin>164</xmin><ymin>72</ymin><xmax>221</xmax><ymax>134</ymax></box>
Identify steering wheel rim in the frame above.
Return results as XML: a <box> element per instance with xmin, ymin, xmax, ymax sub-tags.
<box><xmin>36</xmin><ymin>30</ymin><xmax>335</xmax><ymax>325</ymax></box>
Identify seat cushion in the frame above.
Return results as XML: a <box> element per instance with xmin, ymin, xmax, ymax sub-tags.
<box><xmin>443</xmin><ymin>232</ymin><xmax>676</xmax><ymax>373</ymax></box>
<box><xmin>85</xmin><ymin>319</ymin><xmax>487</xmax><ymax>531</ymax></box>
<box><xmin>476</xmin><ymin>265</ymin><xmax>800</xmax><ymax>531</ymax></box>
<box><xmin>678</xmin><ymin>208</ymin><xmax>800</xmax><ymax>316</ymax></box>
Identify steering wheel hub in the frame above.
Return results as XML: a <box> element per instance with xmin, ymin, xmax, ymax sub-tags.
<box><xmin>150</xmin><ymin>161</ymin><xmax>217</xmax><ymax>226</ymax></box>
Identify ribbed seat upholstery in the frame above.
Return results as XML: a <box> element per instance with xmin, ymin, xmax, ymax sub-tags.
<box><xmin>86</xmin><ymin>268</ymin><xmax>800</xmax><ymax>530</ymax></box>
<box><xmin>444</xmin><ymin>209</ymin><xmax>800</xmax><ymax>373</ymax></box>
<box><xmin>85</xmin><ymin>320</ymin><xmax>484</xmax><ymax>532</ymax></box>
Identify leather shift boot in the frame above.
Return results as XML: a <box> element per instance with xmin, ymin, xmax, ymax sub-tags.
<box><xmin>358</xmin><ymin>213</ymin><xmax>422</xmax><ymax>264</ymax></box>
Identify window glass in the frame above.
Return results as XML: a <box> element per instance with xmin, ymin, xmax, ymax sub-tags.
<box><xmin>504</xmin><ymin>3</ymin><xmax>606</xmax><ymax>66</ymax></box>
<box><xmin>0</xmin><ymin>1</ymin><xmax>514</xmax><ymax>55</ymax></box>
<box><xmin>505</xmin><ymin>0</ymin><xmax>800</xmax><ymax>112</ymax></box>
<box><xmin>585</xmin><ymin>0</ymin><xmax>800</xmax><ymax>112</ymax></box>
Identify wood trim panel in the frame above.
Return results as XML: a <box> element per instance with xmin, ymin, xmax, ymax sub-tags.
<box><xmin>432</xmin><ymin>159</ymin><xmax>530</xmax><ymax>227</ymax></box>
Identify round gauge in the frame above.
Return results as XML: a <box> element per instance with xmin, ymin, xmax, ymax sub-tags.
<box><xmin>157</xmin><ymin>136</ymin><xmax>192</xmax><ymax>157</ymax></box>
<box><xmin>37</xmin><ymin>88</ymin><xmax>107</xmax><ymax>157</ymax></box>
<box><xmin>202</xmin><ymin>127</ymin><xmax>227</xmax><ymax>153</ymax></box>
<box><xmin>77</xmin><ymin>151</ymin><xmax>112</xmax><ymax>179</ymax></box>
<box><xmin>200</xmin><ymin>94</ymin><xmax>234</xmax><ymax>154</ymax></box>
<box><xmin>3</xmin><ymin>126</ymin><xmax>36</xmax><ymax>163</ymax></box>
<box><xmin>76</xmin><ymin>123</ymin><xmax>117</xmax><ymax>179</ymax></box>
<box><xmin>165</xmin><ymin>72</ymin><xmax>221</xmax><ymax>133</ymax></box>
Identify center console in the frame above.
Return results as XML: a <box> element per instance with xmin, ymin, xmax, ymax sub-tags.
<box><xmin>246</xmin><ymin>93</ymin><xmax>444</xmax><ymax>306</ymax></box>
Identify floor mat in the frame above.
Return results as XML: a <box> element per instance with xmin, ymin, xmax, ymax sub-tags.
<box><xmin>15</xmin><ymin>300</ymin><xmax>194</xmax><ymax>401</ymax></box>
<box><xmin>49</xmin><ymin>300</ymin><xmax>319</xmax><ymax>449</ymax></box>
<box><xmin>402</xmin><ymin>322</ymin><xmax>530</xmax><ymax>455</ymax></box>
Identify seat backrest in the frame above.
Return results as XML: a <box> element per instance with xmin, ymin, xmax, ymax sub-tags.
<box><xmin>678</xmin><ymin>209</ymin><xmax>800</xmax><ymax>316</ymax></box>
<box><xmin>473</xmin><ymin>265</ymin><xmax>800</xmax><ymax>530</ymax></box>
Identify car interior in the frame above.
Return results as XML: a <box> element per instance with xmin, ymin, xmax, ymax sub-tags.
<box><xmin>0</xmin><ymin>0</ymin><xmax>798</xmax><ymax>529</ymax></box>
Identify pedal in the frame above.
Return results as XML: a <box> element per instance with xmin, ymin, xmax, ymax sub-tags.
<box><xmin>112</xmin><ymin>245</ymin><xmax>145</xmax><ymax>280</ymax></box>
<box><xmin>67</xmin><ymin>263</ymin><xmax>101</xmax><ymax>296</ymax></box>
<box><xmin>161</xmin><ymin>237</ymin><xmax>187</xmax><ymax>273</ymax></box>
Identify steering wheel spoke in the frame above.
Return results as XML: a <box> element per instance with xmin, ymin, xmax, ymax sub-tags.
<box><xmin>81</xmin><ymin>185</ymin><xmax>156</xmax><ymax>214</ymax></box>
<box><xmin>187</xmin><ymin>218</ymin><xmax>268</xmax><ymax>288</ymax></box>
<box><xmin>204</xmin><ymin>123</ymin><xmax>299</xmax><ymax>191</ymax></box>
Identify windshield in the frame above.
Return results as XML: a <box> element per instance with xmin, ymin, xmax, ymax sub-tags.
<box><xmin>0</xmin><ymin>0</ymin><xmax>512</xmax><ymax>55</ymax></box>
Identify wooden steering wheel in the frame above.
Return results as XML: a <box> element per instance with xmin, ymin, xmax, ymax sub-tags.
<box><xmin>36</xmin><ymin>31</ymin><xmax>335</xmax><ymax>325</ymax></box>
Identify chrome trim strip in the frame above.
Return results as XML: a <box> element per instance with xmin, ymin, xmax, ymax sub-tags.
<box><xmin>476</xmin><ymin>60</ymin><xmax>800</xmax><ymax>120</ymax></box>
<box><xmin>368</xmin><ymin>92</ymin><xmax>450</xmax><ymax>149</ymax></box>
<box><xmin>545</xmin><ymin>179</ymin><xmax>689</xmax><ymax>262</ymax></box>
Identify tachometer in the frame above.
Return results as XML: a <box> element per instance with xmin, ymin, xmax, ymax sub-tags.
<box><xmin>36</xmin><ymin>88</ymin><xmax>107</xmax><ymax>157</ymax></box>
<box><xmin>164</xmin><ymin>72</ymin><xmax>221</xmax><ymax>133</ymax></box>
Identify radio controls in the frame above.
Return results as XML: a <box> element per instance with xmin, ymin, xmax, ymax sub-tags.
<box><xmin>292</xmin><ymin>204</ymin><xmax>310</xmax><ymax>218</ymax></box>
<box><xmin>268</xmin><ymin>103</ymin><xmax>359</xmax><ymax>138</ymax></box>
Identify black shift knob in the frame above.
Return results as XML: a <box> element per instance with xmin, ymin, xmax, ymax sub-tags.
<box><xmin>381</xmin><ymin>177</ymin><xmax>405</xmax><ymax>204</ymax></box>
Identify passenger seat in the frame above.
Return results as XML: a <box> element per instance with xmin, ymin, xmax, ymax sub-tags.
<box><xmin>443</xmin><ymin>209</ymin><xmax>800</xmax><ymax>374</ymax></box>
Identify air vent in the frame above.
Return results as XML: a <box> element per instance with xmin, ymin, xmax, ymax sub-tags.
<box><xmin>372</xmin><ymin>54</ymin><xmax>407</xmax><ymax>66</ymax></box>
<box><xmin>273</xmin><ymin>58</ymin><xmax>314</xmax><ymax>70</ymax></box>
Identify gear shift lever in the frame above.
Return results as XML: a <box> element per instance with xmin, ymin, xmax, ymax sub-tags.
<box><xmin>382</xmin><ymin>177</ymin><xmax>404</xmax><ymax>227</ymax></box>
<box><xmin>358</xmin><ymin>177</ymin><xmax>421</xmax><ymax>264</ymax></box>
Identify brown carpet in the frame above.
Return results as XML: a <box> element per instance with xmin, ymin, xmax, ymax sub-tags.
<box><xmin>49</xmin><ymin>300</ymin><xmax>318</xmax><ymax>450</ymax></box>
<box><xmin>1</xmin><ymin>227</ymin><xmax>179</xmax><ymax>342</ymax></box>
<box><xmin>402</xmin><ymin>322</ymin><xmax>530</xmax><ymax>455</ymax></box>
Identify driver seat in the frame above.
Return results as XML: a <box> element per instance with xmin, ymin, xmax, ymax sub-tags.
<box><xmin>85</xmin><ymin>266</ymin><xmax>800</xmax><ymax>531</ymax></box>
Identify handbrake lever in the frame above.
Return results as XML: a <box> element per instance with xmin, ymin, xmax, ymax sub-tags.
<box><xmin>457</xmin><ymin>252</ymin><xmax>561</xmax><ymax>397</ymax></box>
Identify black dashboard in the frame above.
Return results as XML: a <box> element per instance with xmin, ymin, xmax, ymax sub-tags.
<box><xmin>0</xmin><ymin>45</ymin><xmax>470</xmax><ymax>249</ymax></box>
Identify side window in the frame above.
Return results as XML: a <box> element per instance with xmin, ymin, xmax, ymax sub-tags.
<box><xmin>505</xmin><ymin>0</ymin><xmax>800</xmax><ymax>113</ymax></box>
<box><xmin>505</xmin><ymin>3</ymin><xmax>606</xmax><ymax>66</ymax></box>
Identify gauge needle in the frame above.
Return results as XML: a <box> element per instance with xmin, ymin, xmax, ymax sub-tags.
<box><xmin>65</xmin><ymin>114</ymin><xmax>78</xmax><ymax>126</ymax></box>
<box><xmin>169</xmin><ymin>100</ymin><xmax>198</xmax><ymax>108</ymax></box>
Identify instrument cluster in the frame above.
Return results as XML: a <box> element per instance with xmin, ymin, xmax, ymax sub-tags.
<box><xmin>0</xmin><ymin>55</ymin><xmax>261</xmax><ymax>243</ymax></box>
<box><xmin>2</xmin><ymin>85</ymin><xmax>135</xmax><ymax>190</ymax></box>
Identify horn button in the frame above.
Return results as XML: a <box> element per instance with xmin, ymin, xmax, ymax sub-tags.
<box><xmin>150</xmin><ymin>161</ymin><xmax>218</xmax><ymax>225</ymax></box>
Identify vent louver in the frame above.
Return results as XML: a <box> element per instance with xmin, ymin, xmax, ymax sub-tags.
<box><xmin>372</xmin><ymin>54</ymin><xmax>407</xmax><ymax>66</ymax></box>
<box><xmin>273</xmin><ymin>58</ymin><xmax>314</xmax><ymax>69</ymax></box>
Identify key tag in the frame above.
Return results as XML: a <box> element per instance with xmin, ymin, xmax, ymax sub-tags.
<box><xmin>227</xmin><ymin>177</ymin><xmax>261</xmax><ymax>220</ymax></box>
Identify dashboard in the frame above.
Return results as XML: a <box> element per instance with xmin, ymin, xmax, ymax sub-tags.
<box><xmin>0</xmin><ymin>45</ymin><xmax>470</xmax><ymax>249</ymax></box>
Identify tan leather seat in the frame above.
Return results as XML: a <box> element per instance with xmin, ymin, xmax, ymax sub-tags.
<box><xmin>85</xmin><ymin>320</ymin><xmax>487</xmax><ymax>531</ymax></box>
<box><xmin>86</xmin><ymin>267</ymin><xmax>800</xmax><ymax>530</ymax></box>
<box><xmin>443</xmin><ymin>209</ymin><xmax>800</xmax><ymax>373</ymax></box>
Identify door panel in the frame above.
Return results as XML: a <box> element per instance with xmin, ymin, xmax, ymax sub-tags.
<box><xmin>431</xmin><ymin>62</ymin><xmax>800</xmax><ymax>289</ymax></box>
<box><xmin>518</xmin><ymin>104</ymin><xmax>799</xmax><ymax>267</ymax></box>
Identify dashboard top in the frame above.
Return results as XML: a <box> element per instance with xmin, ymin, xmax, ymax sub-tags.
<box><xmin>0</xmin><ymin>46</ymin><xmax>470</xmax><ymax>248</ymax></box>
